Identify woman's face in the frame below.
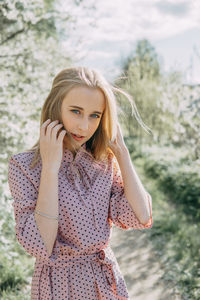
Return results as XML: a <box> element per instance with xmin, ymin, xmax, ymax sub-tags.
<box><xmin>61</xmin><ymin>86</ymin><xmax>105</xmax><ymax>151</ymax></box>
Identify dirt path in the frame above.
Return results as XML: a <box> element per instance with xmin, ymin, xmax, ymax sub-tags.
<box><xmin>110</xmin><ymin>226</ymin><xmax>182</xmax><ymax>300</ymax></box>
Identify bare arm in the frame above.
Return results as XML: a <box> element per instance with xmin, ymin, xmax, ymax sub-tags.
<box><xmin>116</xmin><ymin>147</ymin><xmax>151</xmax><ymax>225</ymax></box>
<box><xmin>34</xmin><ymin>118</ymin><xmax>67</xmax><ymax>257</ymax></box>
<box><xmin>109</xmin><ymin>122</ymin><xmax>152</xmax><ymax>225</ymax></box>
<box><xmin>34</xmin><ymin>167</ymin><xmax>59</xmax><ymax>257</ymax></box>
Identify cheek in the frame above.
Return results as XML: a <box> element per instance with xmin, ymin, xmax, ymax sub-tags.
<box><xmin>61</xmin><ymin>115</ymin><xmax>71</xmax><ymax>130</ymax></box>
<box><xmin>91</xmin><ymin>120</ymin><xmax>101</xmax><ymax>133</ymax></box>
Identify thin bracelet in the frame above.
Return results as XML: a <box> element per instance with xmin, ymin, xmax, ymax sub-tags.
<box><xmin>34</xmin><ymin>209</ymin><xmax>58</xmax><ymax>220</ymax></box>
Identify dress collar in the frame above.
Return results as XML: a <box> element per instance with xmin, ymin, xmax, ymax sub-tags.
<box><xmin>62</xmin><ymin>142</ymin><xmax>109</xmax><ymax>170</ymax></box>
<box><xmin>61</xmin><ymin>142</ymin><xmax>109</xmax><ymax>230</ymax></box>
<box><xmin>62</xmin><ymin>142</ymin><xmax>93</xmax><ymax>163</ymax></box>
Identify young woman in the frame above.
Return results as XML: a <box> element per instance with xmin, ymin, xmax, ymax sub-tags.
<box><xmin>8</xmin><ymin>66</ymin><xmax>153</xmax><ymax>300</ymax></box>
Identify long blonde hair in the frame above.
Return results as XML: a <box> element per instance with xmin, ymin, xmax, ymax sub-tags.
<box><xmin>26</xmin><ymin>66</ymin><xmax>152</xmax><ymax>169</ymax></box>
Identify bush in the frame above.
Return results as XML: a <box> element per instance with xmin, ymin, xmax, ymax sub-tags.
<box><xmin>142</xmin><ymin>146</ymin><xmax>200</xmax><ymax>221</ymax></box>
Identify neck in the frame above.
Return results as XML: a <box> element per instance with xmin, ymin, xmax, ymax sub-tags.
<box><xmin>63</xmin><ymin>142</ymin><xmax>81</xmax><ymax>157</ymax></box>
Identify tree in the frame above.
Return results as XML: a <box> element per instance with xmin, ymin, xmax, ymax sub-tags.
<box><xmin>116</xmin><ymin>38</ymin><xmax>200</xmax><ymax>160</ymax></box>
<box><xmin>115</xmin><ymin>39</ymin><xmax>164</xmax><ymax>147</ymax></box>
<box><xmin>0</xmin><ymin>0</ymin><xmax>78</xmax><ymax>159</ymax></box>
<box><xmin>0</xmin><ymin>2</ymin><xmax>82</xmax><ymax>296</ymax></box>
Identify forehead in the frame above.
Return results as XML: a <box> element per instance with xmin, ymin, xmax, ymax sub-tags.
<box><xmin>62</xmin><ymin>86</ymin><xmax>105</xmax><ymax>110</ymax></box>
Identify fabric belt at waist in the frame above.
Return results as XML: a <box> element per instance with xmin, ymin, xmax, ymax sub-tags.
<box><xmin>34</xmin><ymin>246</ymin><xmax>118</xmax><ymax>300</ymax></box>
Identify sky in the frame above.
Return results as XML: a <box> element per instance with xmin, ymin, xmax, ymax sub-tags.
<box><xmin>58</xmin><ymin>0</ymin><xmax>200</xmax><ymax>84</ymax></box>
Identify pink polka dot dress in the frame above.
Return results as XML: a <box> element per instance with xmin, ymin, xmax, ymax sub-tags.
<box><xmin>8</xmin><ymin>143</ymin><xmax>153</xmax><ymax>300</ymax></box>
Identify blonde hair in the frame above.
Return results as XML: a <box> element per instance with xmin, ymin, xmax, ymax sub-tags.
<box><xmin>25</xmin><ymin>66</ymin><xmax>152</xmax><ymax>169</ymax></box>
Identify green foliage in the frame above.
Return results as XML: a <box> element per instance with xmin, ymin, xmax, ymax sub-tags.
<box><xmin>119</xmin><ymin>33</ymin><xmax>200</xmax><ymax>300</ymax></box>
<box><xmin>117</xmin><ymin>39</ymin><xmax>200</xmax><ymax>160</ymax></box>
<box><xmin>141</xmin><ymin>144</ymin><xmax>200</xmax><ymax>221</ymax></box>
<box><xmin>0</xmin><ymin>259</ymin><xmax>25</xmax><ymax>293</ymax></box>
<box><xmin>134</xmin><ymin>153</ymin><xmax>200</xmax><ymax>300</ymax></box>
<box><xmin>0</xmin><ymin>0</ymin><xmax>74</xmax><ymax>161</ymax></box>
<box><xmin>143</xmin><ymin>159</ymin><xmax>169</xmax><ymax>179</ymax></box>
<box><xmin>124</xmin><ymin>38</ymin><xmax>161</xmax><ymax>81</ymax></box>
<box><xmin>115</xmin><ymin>39</ymin><xmax>163</xmax><ymax>138</ymax></box>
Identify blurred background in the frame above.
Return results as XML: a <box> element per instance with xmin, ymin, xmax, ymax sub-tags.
<box><xmin>1</xmin><ymin>0</ymin><xmax>200</xmax><ymax>299</ymax></box>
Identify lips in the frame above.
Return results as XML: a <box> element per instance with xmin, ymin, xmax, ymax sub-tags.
<box><xmin>71</xmin><ymin>133</ymin><xmax>84</xmax><ymax>138</ymax></box>
<box><xmin>71</xmin><ymin>133</ymin><xmax>85</xmax><ymax>141</ymax></box>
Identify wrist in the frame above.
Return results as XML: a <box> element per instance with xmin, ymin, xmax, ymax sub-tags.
<box><xmin>42</xmin><ymin>165</ymin><xmax>59</xmax><ymax>175</ymax></box>
<box><xmin>114</xmin><ymin>145</ymin><xmax>129</xmax><ymax>160</ymax></box>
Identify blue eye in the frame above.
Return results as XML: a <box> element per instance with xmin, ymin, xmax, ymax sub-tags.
<box><xmin>71</xmin><ymin>110</ymin><xmax>100</xmax><ymax>118</ymax></box>
<box><xmin>91</xmin><ymin>114</ymin><xmax>100</xmax><ymax>118</ymax></box>
<box><xmin>71</xmin><ymin>110</ymin><xmax>79</xmax><ymax>114</ymax></box>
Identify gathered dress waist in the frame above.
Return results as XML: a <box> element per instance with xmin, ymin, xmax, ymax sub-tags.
<box><xmin>34</xmin><ymin>245</ymin><xmax>119</xmax><ymax>299</ymax></box>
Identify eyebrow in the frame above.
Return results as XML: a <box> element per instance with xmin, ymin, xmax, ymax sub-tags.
<box><xmin>69</xmin><ymin>105</ymin><xmax>103</xmax><ymax>115</ymax></box>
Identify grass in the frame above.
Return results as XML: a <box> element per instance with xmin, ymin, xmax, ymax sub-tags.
<box><xmin>0</xmin><ymin>245</ymin><xmax>33</xmax><ymax>299</ymax></box>
<box><xmin>133</xmin><ymin>155</ymin><xmax>200</xmax><ymax>300</ymax></box>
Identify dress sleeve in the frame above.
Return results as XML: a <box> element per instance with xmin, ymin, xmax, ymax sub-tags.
<box><xmin>108</xmin><ymin>157</ymin><xmax>153</xmax><ymax>230</ymax></box>
<box><xmin>8</xmin><ymin>156</ymin><xmax>51</xmax><ymax>260</ymax></box>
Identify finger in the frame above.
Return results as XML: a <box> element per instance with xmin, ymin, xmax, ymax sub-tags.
<box><xmin>41</xmin><ymin>119</ymin><xmax>51</xmax><ymax>127</ymax></box>
<box><xmin>40</xmin><ymin>119</ymin><xmax>51</xmax><ymax>136</ymax></box>
<box><xmin>57</xmin><ymin>130</ymin><xmax>67</xmax><ymax>143</ymax></box>
<box><xmin>45</xmin><ymin>120</ymin><xmax>59</xmax><ymax>138</ymax></box>
<box><xmin>51</xmin><ymin>123</ymin><xmax>64</xmax><ymax>140</ymax></box>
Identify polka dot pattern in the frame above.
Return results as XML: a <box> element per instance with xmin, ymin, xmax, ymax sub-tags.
<box><xmin>8</xmin><ymin>143</ymin><xmax>153</xmax><ymax>299</ymax></box>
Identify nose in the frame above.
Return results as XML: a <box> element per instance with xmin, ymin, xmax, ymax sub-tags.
<box><xmin>78</xmin><ymin>117</ymin><xmax>88</xmax><ymax>133</ymax></box>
